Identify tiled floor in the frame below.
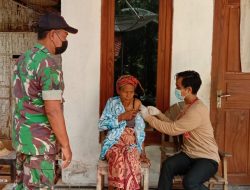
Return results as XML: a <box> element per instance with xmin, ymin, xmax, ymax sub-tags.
<box><xmin>2</xmin><ymin>181</ymin><xmax>250</xmax><ymax>190</ymax></box>
<box><xmin>54</xmin><ymin>186</ymin><xmax>250</xmax><ymax>190</ymax></box>
<box><xmin>2</xmin><ymin>184</ymin><xmax>250</xmax><ymax>190</ymax></box>
<box><xmin>46</xmin><ymin>186</ymin><xmax>250</xmax><ymax>190</ymax></box>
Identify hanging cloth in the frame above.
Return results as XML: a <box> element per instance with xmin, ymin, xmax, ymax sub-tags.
<box><xmin>240</xmin><ymin>0</ymin><xmax>250</xmax><ymax>72</ymax></box>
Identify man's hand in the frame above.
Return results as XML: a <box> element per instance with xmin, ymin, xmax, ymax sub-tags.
<box><xmin>139</xmin><ymin>104</ymin><xmax>150</xmax><ymax>118</ymax></box>
<box><xmin>147</xmin><ymin>106</ymin><xmax>161</xmax><ymax>116</ymax></box>
<box><xmin>44</xmin><ymin>100</ymin><xmax>72</xmax><ymax>168</ymax></box>
<box><xmin>61</xmin><ymin>145</ymin><xmax>72</xmax><ymax>168</ymax></box>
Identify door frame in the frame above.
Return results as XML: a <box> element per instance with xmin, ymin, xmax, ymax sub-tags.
<box><xmin>100</xmin><ymin>0</ymin><xmax>173</xmax><ymax>144</ymax></box>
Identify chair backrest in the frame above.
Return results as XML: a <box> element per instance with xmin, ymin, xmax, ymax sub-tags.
<box><xmin>161</xmin><ymin>102</ymin><xmax>185</xmax><ymax>157</ymax></box>
<box><xmin>164</xmin><ymin>102</ymin><xmax>185</xmax><ymax>120</ymax></box>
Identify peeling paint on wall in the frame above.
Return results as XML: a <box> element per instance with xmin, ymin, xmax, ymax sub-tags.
<box><xmin>62</xmin><ymin>160</ymin><xmax>97</xmax><ymax>186</ymax></box>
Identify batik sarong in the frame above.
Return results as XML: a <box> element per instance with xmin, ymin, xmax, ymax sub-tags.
<box><xmin>106</xmin><ymin>127</ymin><xmax>141</xmax><ymax>190</ymax></box>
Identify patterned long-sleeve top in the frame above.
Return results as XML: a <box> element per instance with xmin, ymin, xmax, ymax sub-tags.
<box><xmin>99</xmin><ymin>96</ymin><xmax>145</xmax><ymax>160</ymax></box>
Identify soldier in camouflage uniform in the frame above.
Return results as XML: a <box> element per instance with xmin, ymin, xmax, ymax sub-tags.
<box><xmin>12</xmin><ymin>12</ymin><xmax>78</xmax><ymax>189</ymax></box>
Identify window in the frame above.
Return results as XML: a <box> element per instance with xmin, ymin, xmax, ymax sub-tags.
<box><xmin>114</xmin><ymin>0</ymin><xmax>159</xmax><ymax>106</ymax></box>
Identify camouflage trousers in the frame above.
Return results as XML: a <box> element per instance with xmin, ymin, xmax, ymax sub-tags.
<box><xmin>14</xmin><ymin>152</ymin><xmax>56</xmax><ymax>190</ymax></box>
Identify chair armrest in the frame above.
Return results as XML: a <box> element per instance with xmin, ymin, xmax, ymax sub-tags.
<box><xmin>219</xmin><ymin>150</ymin><xmax>232</xmax><ymax>158</ymax></box>
<box><xmin>160</xmin><ymin>146</ymin><xmax>178</xmax><ymax>157</ymax></box>
<box><xmin>218</xmin><ymin>150</ymin><xmax>231</xmax><ymax>182</ymax></box>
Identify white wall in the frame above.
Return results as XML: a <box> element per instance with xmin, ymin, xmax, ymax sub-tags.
<box><xmin>60</xmin><ymin>0</ymin><xmax>214</xmax><ymax>186</ymax></box>
<box><xmin>61</xmin><ymin>0</ymin><xmax>101</xmax><ymax>185</ymax></box>
<box><xmin>149</xmin><ymin>1</ymin><xmax>214</xmax><ymax>185</ymax></box>
<box><xmin>171</xmin><ymin>0</ymin><xmax>214</xmax><ymax>107</ymax></box>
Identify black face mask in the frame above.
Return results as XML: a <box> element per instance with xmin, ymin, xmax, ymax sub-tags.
<box><xmin>55</xmin><ymin>40</ymin><xmax>68</xmax><ymax>55</ymax></box>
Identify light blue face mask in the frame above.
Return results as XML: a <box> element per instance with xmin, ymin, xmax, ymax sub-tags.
<box><xmin>175</xmin><ymin>88</ymin><xmax>184</xmax><ymax>101</ymax></box>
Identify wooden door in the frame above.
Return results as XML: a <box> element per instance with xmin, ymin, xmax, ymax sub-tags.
<box><xmin>211</xmin><ymin>0</ymin><xmax>250</xmax><ymax>184</ymax></box>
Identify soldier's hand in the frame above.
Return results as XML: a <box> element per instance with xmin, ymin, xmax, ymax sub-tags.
<box><xmin>61</xmin><ymin>145</ymin><xmax>72</xmax><ymax>168</ymax></box>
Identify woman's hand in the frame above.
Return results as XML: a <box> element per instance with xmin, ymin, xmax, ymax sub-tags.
<box><xmin>140</xmin><ymin>154</ymin><xmax>151</xmax><ymax>167</ymax></box>
<box><xmin>118</xmin><ymin>110</ymin><xmax>138</xmax><ymax>121</ymax></box>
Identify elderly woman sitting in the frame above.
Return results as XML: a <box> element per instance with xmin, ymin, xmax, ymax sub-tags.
<box><xmin>98</xmin><ymin>75</ymin><xmax>148</xmax><ymax>190</ymax></box>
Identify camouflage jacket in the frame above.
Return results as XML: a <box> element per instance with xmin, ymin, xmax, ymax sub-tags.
<box><xmin>12</xmin><ymin>43</ymin><xmax>64</xmax><ymax>155</ymax></box>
